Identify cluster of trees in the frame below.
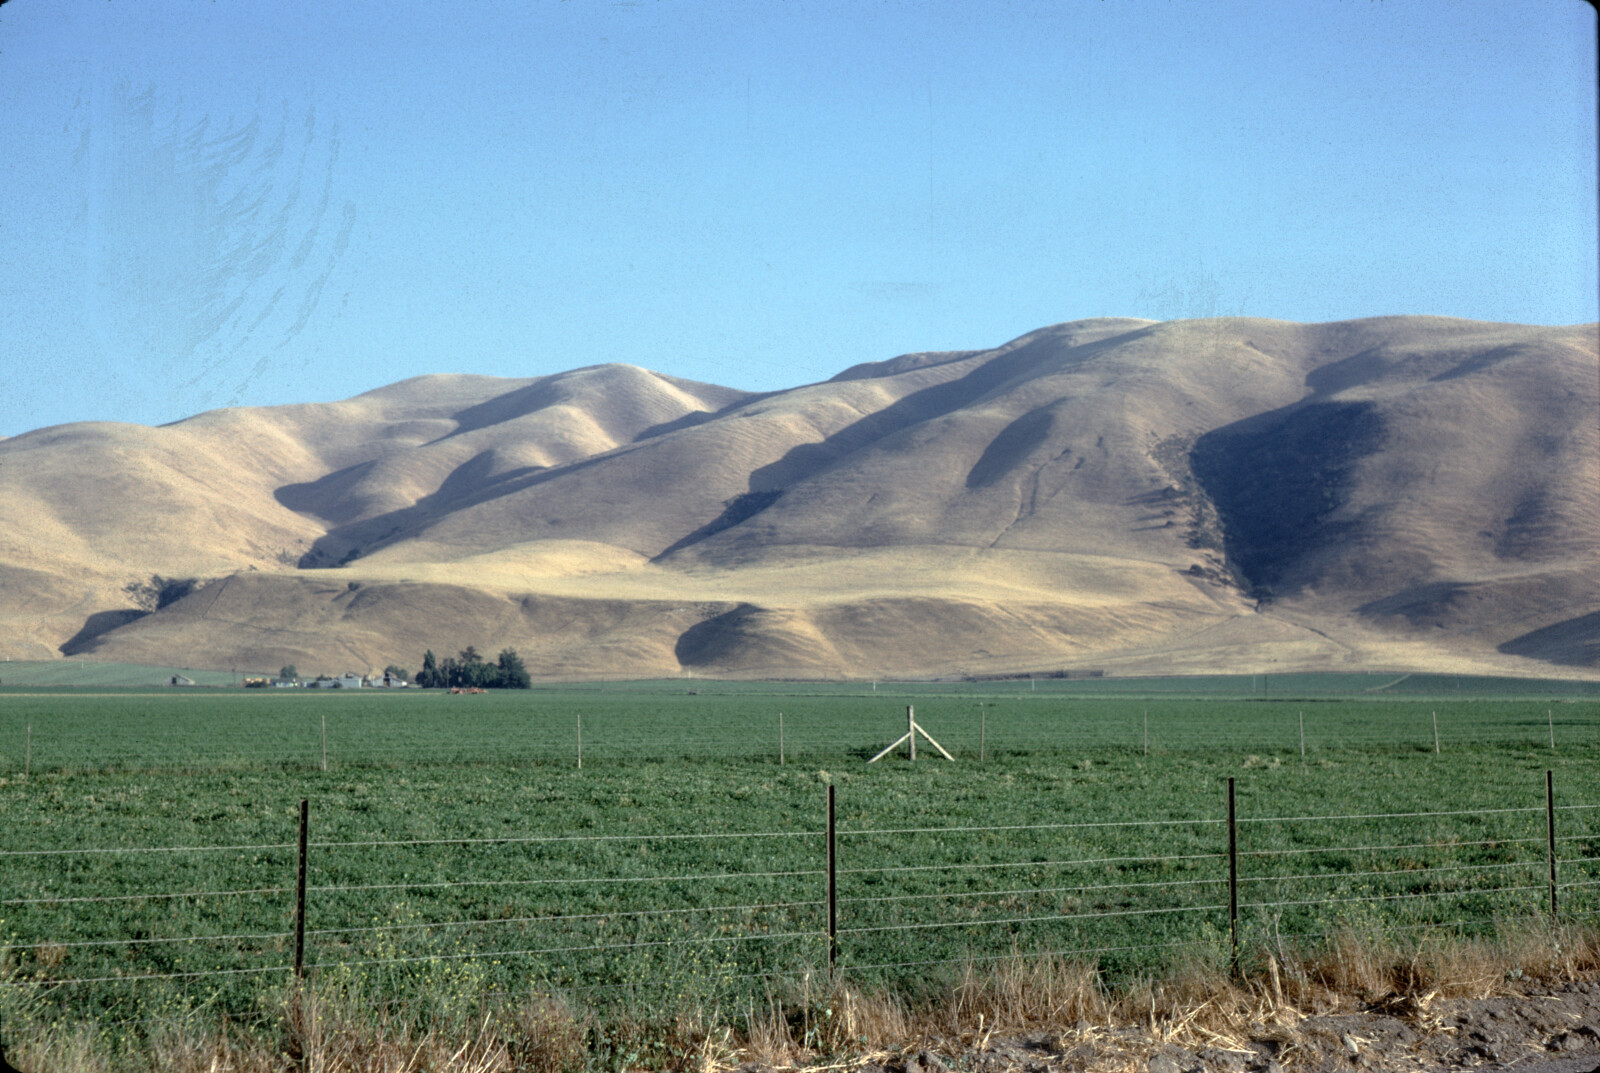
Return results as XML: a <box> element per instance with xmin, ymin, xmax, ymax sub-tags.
<box><xmin>415</xmin><ymin>646</ymin><xmax>530</xmax><ymax>689</ymax></box>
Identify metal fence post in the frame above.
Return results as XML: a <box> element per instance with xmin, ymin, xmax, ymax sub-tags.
<box><xmin>826</xmin><ymin>782</ymin><xmax>837</xmax><ymax>975</ymax></box>
<box><xmin>1227</xmin><ymin>776</ymin><xmax>1239</xmax><ymax>976</ymax></box>
<box><xmin>294</xmin><ymin>798</ymin><xmax>309</xmax><ymax>981</ymax></box>
<box><xmin>1547</xmin><ymin>769</ymin><xmax>1558</xmax><ymax>926</ymax></box>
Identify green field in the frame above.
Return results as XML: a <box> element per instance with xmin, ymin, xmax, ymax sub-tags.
<box><xmin>1</xmin><ymin>683</ymin><xmax>1598</xmax><ymax>771</ymax></box>
<box><xmin>0</xmin><ymin>660</ymin><xmax>241</xmax><ymax>688</ymax></box>
<box><xmin>1</xmin><ymin>682</ymin><xmax>1599</xmax><ymax>1037</ymax></box>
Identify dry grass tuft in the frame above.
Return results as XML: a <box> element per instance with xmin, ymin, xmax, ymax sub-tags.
<box><xmin>945</xmin><ymin>956</ymin><xmax>1109</xmax><ymax>1034</ymax></box>
<box><xmin>11</xmin><ymin>1024</ymin><xmax>115</xmax><ymax>1073</ymax></box>
<box><xmin>9</xmin><ymin>922</ymin><xmax>1600</xmax><ymax>1071</ymax></box>
<box><xmin>278</xmin><ymin>992</ymin><xmax>512</xmax><ymax>1073</ymax></box>
<box><xmin>1282</xmin><ymin>920</ymin><xmax>1600</xmax><ymax>1009</ymax></box>
<box><xmin>505</xmin><ymin>995</ymin><xmax>589</xmax><ymax>1073</ymax></box>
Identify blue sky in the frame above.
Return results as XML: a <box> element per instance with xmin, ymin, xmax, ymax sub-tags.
<box><xmin>1</xmin><ymin>0</ymin><xmax>1594</xmax><ymax>436</ymax></box>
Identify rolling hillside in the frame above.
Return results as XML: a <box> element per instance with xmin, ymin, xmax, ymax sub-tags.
<box><xmin>1</xmin><ymin>316</ymin><xmax>1594</xmax><ymax>679</ymax></box>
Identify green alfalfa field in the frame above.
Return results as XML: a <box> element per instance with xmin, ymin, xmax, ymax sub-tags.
<box><xmin>1</xmin><ymin>675</ymin><xmax>1598</xmax><ymax>1043</ymax></box>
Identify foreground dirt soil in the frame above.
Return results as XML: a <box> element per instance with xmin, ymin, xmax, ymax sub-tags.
<box><xmin>804</xmin><ymin>980</ymin><xmax>1600</xmax><ymax>1073</ymax></box>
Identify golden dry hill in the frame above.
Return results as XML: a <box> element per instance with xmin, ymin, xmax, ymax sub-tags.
<box><xmin>1</xmin><ymin>316</ymin><xmax>1595</xmax><ymax>679</ymax></box>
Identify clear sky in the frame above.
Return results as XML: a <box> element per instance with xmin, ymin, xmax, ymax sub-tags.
<box><xmin>1</xmin><ymin>0</ymin><xmax>1594</xmax><ymax>436</ymax></box>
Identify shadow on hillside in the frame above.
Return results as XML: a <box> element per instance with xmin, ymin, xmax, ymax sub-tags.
<box><xmin>633</xmin><ymin>408</ymin><xmax>721</xmax><ymax>442</ymax></box>
<box><xmin>654</xmin><ymin>324</ymin><xmax>1151</xmax><ymax>561</ymax></box>
<box><xmin>654</xmin><ymin>492</ymin><xmax>785</xmax><ymax>560</ymax></box>
<box><xmin>1190</xmin><ymin>400</ymin><xmax>1385</xmax><ymax>598</ymax></box>
<box><xmin>746</xmin><ymin>329</ymin><xmax>1120</xmax><ymax>492</ymax></box>
<box><xmin>278</xmin><ymin>451</ymin><xmax>568</xmax><ymax>568</ymax></box>
<box><xmin>274</xmin><ymin>459</ymin><xmax>380</xmax><ymax>526</ymax></box>
<box><xmin>1355</xmin><ymin>582</ymin><xmax>1471</xmax><ymax>628</ymax></box>
<box><xmin>1499</xmin><ymin>612</ymin><xmax>1600</xmax><ymax>668</ymax></box>
<box><xmin>279</xmin><ymin>392</ymin><xmax>775</xmax><ymax>568</ymax></box>
<box><xmin>437</xmin><ymin>380</ymin><xmax>568</xmax><ymax>440</ymax></box>
<box><xmin>443</xmin><ymin>375</ymin><xmax>766</xmax><ymax>445</ymax></box>
<box><xmin>674</xmin><ymin>604</ymin><xmax>761</xmax><ymax>667</ymax></box>
<box><xmin>965</xmin><ymin>407</ymin><xmax>1059</xmax><ymax>490</ymax></box>
<box><xmin>59</xmin><ymin>609</ymin><xmax>149</xmax><ymax>656</ymax></box>
<box><xmin>286</xmin><ymin>324</ymin><xmax>1154</xmax><ymax>568</ymax></box>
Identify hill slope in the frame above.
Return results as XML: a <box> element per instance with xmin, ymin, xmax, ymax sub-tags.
<box><xmin>1</xmin><ymin>316</ymin><xmax>1594</xmax><ymax>678</ymax></box>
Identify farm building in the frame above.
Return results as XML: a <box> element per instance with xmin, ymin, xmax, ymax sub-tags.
<box><xmin>310</xmin><ymin>672</ymin><xmax>364</xmax><ymax>689</ymax></box>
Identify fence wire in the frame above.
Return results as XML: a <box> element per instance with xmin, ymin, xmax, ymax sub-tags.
<box><xmin>7</xmin><ymin>779</ymin><xmax>1598</xmax><ymax>1019</ymax></box>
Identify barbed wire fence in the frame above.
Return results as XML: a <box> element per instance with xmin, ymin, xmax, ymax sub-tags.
<box><xmin>4</xmin><ymin>771</ymin><xmax>1599</xmax><ymax>1034</ymax></box>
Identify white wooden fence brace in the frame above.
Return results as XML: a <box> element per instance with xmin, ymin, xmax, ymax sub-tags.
<box><xmin>868</xmin><ymin>705</ymin><xmax>955</xmax><ymax>763</ymax></box>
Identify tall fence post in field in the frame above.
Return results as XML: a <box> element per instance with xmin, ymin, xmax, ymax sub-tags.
<box><xmin>908</xmin><ymin>705</ymin><xmax>916</xmax><ymax>763</ymax></box>
<box><xmin>826</xmin><ymin>782</ymin><xmax>837</xmax><ymax>975</ymax></box>
<box><xmin>1143</xmin><ymin>710</ymin><xmax>1148</xmax><ymax>756</ymax></box>
<box><xmin>577</xmin><ymin>714</ymin><xmax>582</xmax><ymax>770</ymax></box>
<box><xmin>1549</xmin><ymin>709</ymin><xmax>1555</xmax><ymax>750</ymax></box>
<box><xmin>1299</xmin><ymin>711</ymin><xmax>1305</xmax><ymax>760</ymax></box>
<box><xmin>779</xmin><ymin>712</ymin><xmax>784</xmax><ymax>766</ymax></box>
<box><xmin>1547</xmin><ymin>769</ymin><xmax>1558</xmax><ymax>926</ymax></box>
<box><xmin>24</xmin><ymin>723</ymin><xmax>29</xmax><ymax>777</ymax></box>
<box><xmin>979</xmin><ymin>706</ymin><xmax>986</xmax><ymax>762</ymax></box>
<box><xmin>1432</xmin><ymin>711</ymin><xmax>1440</xmax><ymax>755</ymax></box>
<box><xmin>320</xmin><ymin>713</ymin><xmax>327</xmax><ymax>772</ymax></box>
<box><xmin>294</xmin><ymin>798</ymin><xmax>309</xmax><ymax>982</ymax></box>
<box><xmin>1227</xmin><ymin>776</ymin><xmax>1239</xmax><ymax>976</ymax></box>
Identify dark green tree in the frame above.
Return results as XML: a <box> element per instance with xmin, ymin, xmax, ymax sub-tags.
<box><xmin>446</xmin><ymin>646</ymin><xmax>492</xmax><ymax>687</ymax></box>
<box><xmin>464</xmin><ymin>657</ymin><xmax>496</xmax><ymax>688</ymax></box>
<box><xmin>279</xmin><ymin>665</ymin><xmax>298</xmax><ymax>681</ymax></box>
<box><xmin>495</xmin><ymin>648</ymin><xmax>531</xmax><ymax>689</ymax></box>
<box><xmin>417</xmin><ymin>645</ymin><xmax>528</xmax><ymax>688</ymax></box>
